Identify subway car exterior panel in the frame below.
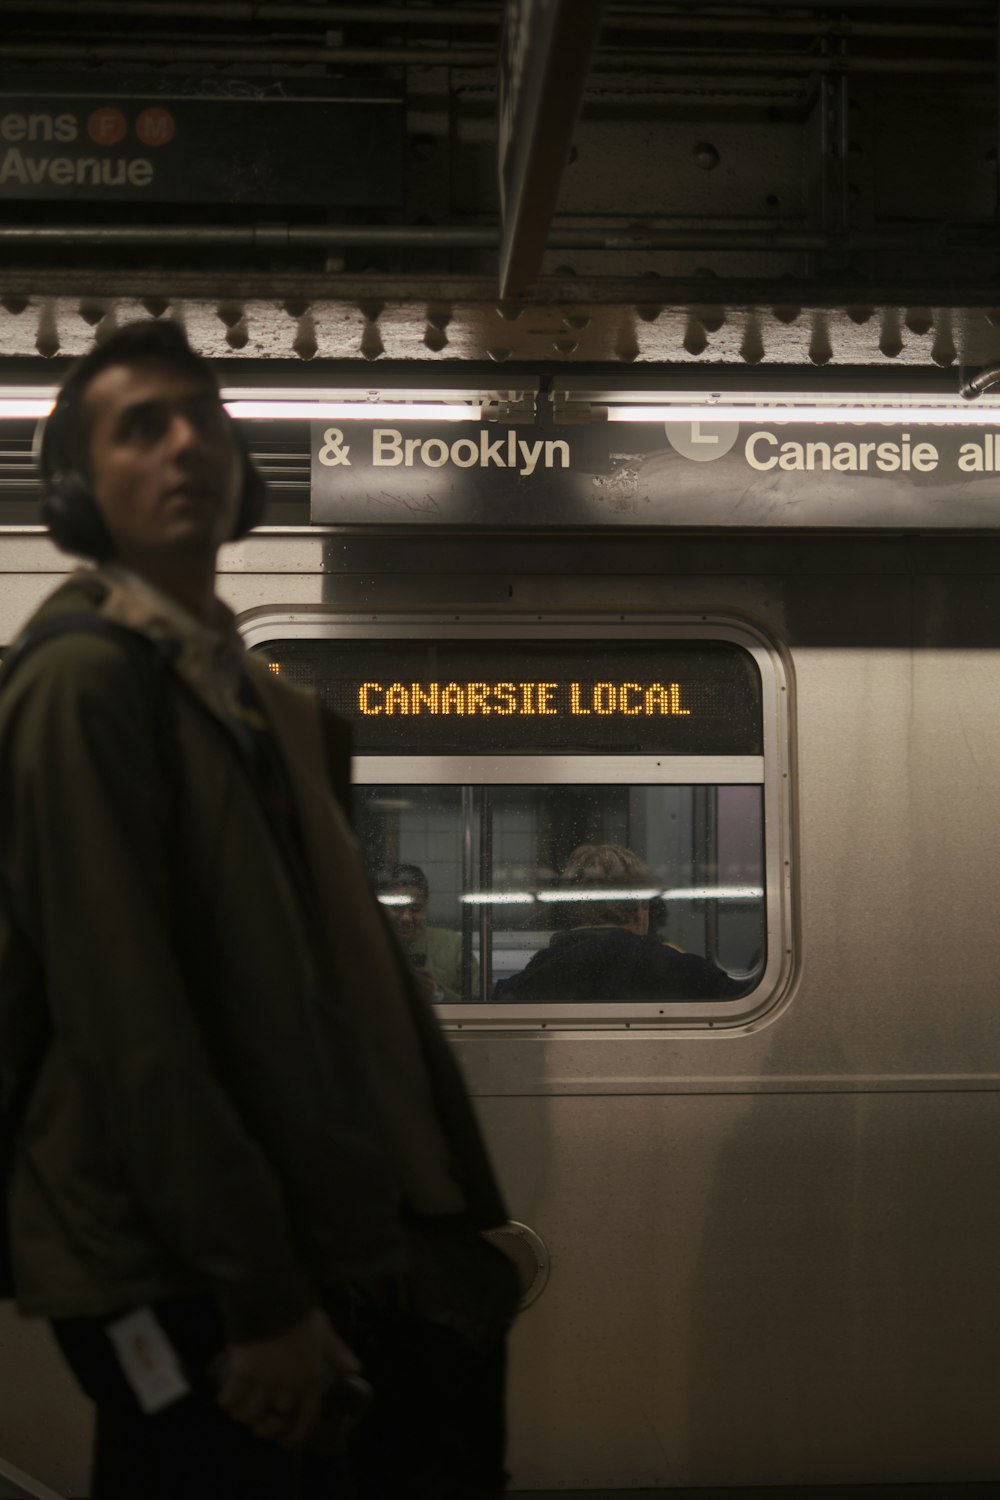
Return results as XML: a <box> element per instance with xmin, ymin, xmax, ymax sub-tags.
<box><xmin>1</xmin><ymin>528</ymin><xmax>999</xmax><ymax>1493</ymax></box>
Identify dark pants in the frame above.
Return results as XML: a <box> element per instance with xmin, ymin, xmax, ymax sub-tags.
<box><xmin>52</xmin><ymin>1294</ymin><xmax>508</xmax><ymax>1500</ymax></box>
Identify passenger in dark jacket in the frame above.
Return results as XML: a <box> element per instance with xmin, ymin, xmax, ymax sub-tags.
<box><xmin>0</xmin><ymin>322</ymin><xmax>516</xmax><ymax>1500</ymax></box>
<box><xmin>496</xmin><ymin>843</ymin><xmax>745</xmax><ymax>1003</ymax></box>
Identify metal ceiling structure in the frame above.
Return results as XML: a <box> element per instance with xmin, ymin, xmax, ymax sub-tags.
<box><xmin>1</xmin><ymin>0</ymin><xmax>999</xmax><ymax>372</ymax></box>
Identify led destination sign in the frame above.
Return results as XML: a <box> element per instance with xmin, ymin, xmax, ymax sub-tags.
<box><xmin>257</xmin><ymin>639</ymin><xmax>762</xmax><ymax>755</ymax></box>
<box><xmin>356</xmin><ymin>679</ymin><xmax>692</xmax><ymax>718</ymax></box>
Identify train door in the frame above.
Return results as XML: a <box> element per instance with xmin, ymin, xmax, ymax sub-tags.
<box><xmin>241</xmin><ymin>608</ymin><xmax>794</xmax><ymax>1490</ymax></box>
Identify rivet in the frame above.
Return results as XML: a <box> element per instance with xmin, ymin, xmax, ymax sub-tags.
<box><xmin>904</xmin><ymin>307</ymin><xmax>933</xmax><ymax>336</ymax></box>
<box><xmin>1</xmin><ymin>295</ymin><xmax>28</xmax><ymax>315</ymax></box>
<box><xmin>879</xmin><ymin>310</ymin><xmax>903</xmax><ymax>359</ymax></box>
<box><xmin>495</xmin><ymin>304</ymin><xmax>524</xmax><ymax>321</ymax></box>
<box><xmin>283</xmin><ymin>299</ymin><xmax>311</xmax><ymax>319</ymax></box>
<box><xmin>697</xmin><ymin>305</ymin><xmax>726</xmax><ymax>334</ymax></box>
<box><xmin>358</xmin><ymin>300</ymin><xmax>384</xmax><ymax>325</ymax></box>
<box><xmin>845</xmin><ymin>305</ymin><xmax>874</xmax><ymax>325</ymax></box>
<box><xmin>486</xmin><ymin>347</ymin><xmax>512</xmax><ymax>362</ymax></box>
<box><xmin>35</xmin><ymin>301</ymin><xmax>60</xmax><ymax>359</ymax></box>
<box><xmin>553</xmin><ymin>338</ymin><xmax>578</xmax><ymax>355</ymax></box>
<box><xmin>423</xmin><ymin>325</ymin><xmax>448</xmax><ymax>353</ymax></box>
<box><xmin>217</xmin><ymin>301</ymin><xmax>244</xmax><ymax>329</ymax></box>
<box><xmin>225</xmin><ymin>321</ymin><xmax>249</xmax><ymax>351</ymax></box>
<box><xmin>740</xmin><ymin>318</ymin><xmax>765</xmax><ymax>364</ymax></box>
<box><xmin>562</xmin><ymin>314</ymin><xmax>590</xmax><ymax>330</ymax></box>
<box><xmin>683</xmin><ymin>320</ymin><xmax>708</xmax><ymax>356</ymax></box>
<box><xmin>78</xmin><ymin>300</ymin><xmax>106</xmax><ymax>327</ymax></box>
<box><xmin>292</xmin><ymin>316</ymin><xmax>318</xmax><ymax>360</ymax></box>
<box><xmin>142</xmin><ymin>297</ymin><xmax>169</xmax><ymax>318</ymax></box>
<box><xmin>808</xmin><ymin>317</ymin><xmax>833</xmax><ymax>365</ymax></box>
<box><xmin>930</xmin><ymin>314</ymin><xmax>956</xmax><ymax>367</ymax></box>
<box><xmin>931</xmin><ymin>334</ymin><xmax>957</xmax><ymax>367</ymax></box>
<box><xmin>360</xmin><ymin>324</ymin><xmax>385</xmax><ymax>360</ymax></box>
<box><xmin>693</xmin><ymin>141</ymin><xmax>720</xmax><ymax>170</ymax></box>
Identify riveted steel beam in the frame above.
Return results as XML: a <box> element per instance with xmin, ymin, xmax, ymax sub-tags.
<box><xmin>497</xmin><ymin>0</ymin><xmax>604</xmax><ymax>300</ymax></box>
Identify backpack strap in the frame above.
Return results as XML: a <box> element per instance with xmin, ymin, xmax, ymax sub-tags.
<box><xmin>0</xmin><ymin>611</ymin><xmax>166</xmax><ymax>691</ymax></box>
<box><xmin>0</xmin><ymin>611</ymin><xmax>178</xmax><ymax>1298</ymax></box>
<box><xmin>0</xmin><ymin>611</ymin><xmax>178</xmax><ymax>799</ymax></box>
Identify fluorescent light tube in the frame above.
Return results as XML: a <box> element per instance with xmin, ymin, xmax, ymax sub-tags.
<box><xmin>223</xmin><ymin>400</ymin><xmax>482</xmax><ymax>422</ymax></box>
<box><xmin>605</xmin><ymin>404</ymin><xmax>1000</xmax><ymax>426</ymax></box>
<box><xmin>0</xmin><ymin>396</ymin><xmax>483</xmax><ymax>422</ymax></box>
<box><xmin>0</xmin><ymin>399</ymin><xmax>54</xmax><ymax>418</ymax></box>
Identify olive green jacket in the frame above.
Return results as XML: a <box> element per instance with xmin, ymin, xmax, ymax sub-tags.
<box><xmin>0</xmin><ymin>574</ymin><xmax>506</xmax><ymax>1338</ymax></box>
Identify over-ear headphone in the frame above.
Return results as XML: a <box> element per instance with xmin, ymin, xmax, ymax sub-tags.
<box><xmin>36</xmin><ymin>355</ymin><xmax>268</xmax><ymax>560</ymax></box>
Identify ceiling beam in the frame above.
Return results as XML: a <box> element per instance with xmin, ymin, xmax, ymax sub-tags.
<box><xmin>497</xmin><ymin>0</ymin><xmax>604</xmax><ymax>300</ymax></box>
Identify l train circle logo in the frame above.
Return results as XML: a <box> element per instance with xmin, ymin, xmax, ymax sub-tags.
<box><xmin>665</xmin><ymin>421</ymin><xmax>740</xmax><ymax>461</ymax></box>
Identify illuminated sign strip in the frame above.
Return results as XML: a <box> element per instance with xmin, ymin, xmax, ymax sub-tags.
<box><xmin>355</xmin><ymin>679</ymin><xmax>694</xmax><ymax>719</ymax></box>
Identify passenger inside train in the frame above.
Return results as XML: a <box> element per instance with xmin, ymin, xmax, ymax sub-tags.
<box><xmin>494</xmin><ymin>843</ymin><xmax>748</xmax><ymax>1002</ymax></box>
<box><xmin>381</xmin><ymin>861</ymin><xmax>480</xmax><ymax>1002</ymax></box>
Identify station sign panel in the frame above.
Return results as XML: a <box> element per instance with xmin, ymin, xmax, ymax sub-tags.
<box><xmin>0</xmin><ymin>77</ymin><xmax>401</xmax><ymax>205</ymax></box>
<box><xmin>310</xmin><ymin>417</ymin><xmax>1000</xmax><ymax>527</ymax></box>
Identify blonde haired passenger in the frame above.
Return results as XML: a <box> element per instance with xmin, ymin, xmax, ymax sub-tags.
<box><xmin>496</xmin><ymin>842</ymin><xmax>745</xmax><ymax>1003</ymax></box>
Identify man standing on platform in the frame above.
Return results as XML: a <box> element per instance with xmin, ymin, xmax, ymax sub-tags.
<box><xmin>0</xmin><ymin>321</ymin><xmax>517</xmax><ymax>1500</ymax></box>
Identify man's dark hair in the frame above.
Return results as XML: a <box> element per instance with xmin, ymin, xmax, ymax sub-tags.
<box><xmin>383</xmin><ymin>864</ymin><xmax>429</xmax><ymax>899</ymax></box>
<box><xmin>35</xmin><ymin>318</ymin><xmax>267</xmax><ymax>561</ymax></box>
<box><xmin>40</xmin><ymin>320</ymin><xmax>219</xmax><ymax>482</ymax></box>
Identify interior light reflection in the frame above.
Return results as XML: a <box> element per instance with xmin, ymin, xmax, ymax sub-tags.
<box><xmin>461</xmin><ymin>892</ymin><xmax>538</xmax><ymax>906</ymax></box>
<box><xmin>460</xmin><ymin>885</ymin><xmax>766</xmax><ymax>905</ymax></box>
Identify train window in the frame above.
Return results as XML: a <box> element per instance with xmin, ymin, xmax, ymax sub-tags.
<box><xmin>247</xmin><ymin>620</ymin><xmax>789</xmax><ymax>1026</ymax></box>
<box><xmin>353</xmin><ymin>783</ymin><xmax>764</xmax><ymax>1004</ymax></box>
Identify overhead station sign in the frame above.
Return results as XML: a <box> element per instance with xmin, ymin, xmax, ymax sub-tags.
<box><xmin>310</xmin><ymin>415</ymin><xmax>1000</xmax><ymax>528</ymax></box>
<box><xmin>0</xmin><ymin>78</ymin><xmax>401</xmax><ymax>204</ymax></box>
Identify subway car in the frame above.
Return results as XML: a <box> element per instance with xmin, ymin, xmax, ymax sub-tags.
<box><xmin>2</xmin><ymin>374</ymin><xmax>1000</xmax><ymax>1497</ymax></box>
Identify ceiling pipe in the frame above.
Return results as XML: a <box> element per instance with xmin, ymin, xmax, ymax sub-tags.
<box><xmin>0</xmin><ymin>42</ymin><xmax>495</xmax><ymax>66</ymax></box>
<box><xmin>0</xmin><ymin>2</ymin><xmax>499</xmax><ymax>19</ymax></box>
<box><xmin>0</xmin><ymin>223</ymin><xmax>963</xmax><ymax>252</ymax></box>
<box><xmin>0</xmin><ymin>41</ymin><xmax>991</xmax><ymax>74</ymax></box>
<box><xmin>0</xmin><ymin>1</ymin><xmax>988</xmax><ymax>41</ymax></box>
<box><xmin>960</xmin><ymin>365</ymin><xmax>1000</xmax><ymax>399</ymax></box>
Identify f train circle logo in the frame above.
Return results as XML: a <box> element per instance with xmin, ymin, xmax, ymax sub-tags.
<box><xmin>87</xmin><ymin>107</ymin><xmax>176</xmax><ymax>148</ymax></box>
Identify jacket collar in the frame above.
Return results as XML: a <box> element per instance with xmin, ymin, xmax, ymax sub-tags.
<box><xmin>89</xmin><ymin>564</ymin><xmax>262</xmax><ymax>731</ymax></box>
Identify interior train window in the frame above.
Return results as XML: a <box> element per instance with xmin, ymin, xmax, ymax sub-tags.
<box><xmin>246</xmin><ymin>619</ymin><xmax>790</xmax><ymax>1026</ymax></box>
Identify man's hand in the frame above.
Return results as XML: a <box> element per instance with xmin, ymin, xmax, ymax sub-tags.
<box><xmin>215</xmin><ymin>1306</ymin><xmax>361</xmax><ymax>1448</ymax></box>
